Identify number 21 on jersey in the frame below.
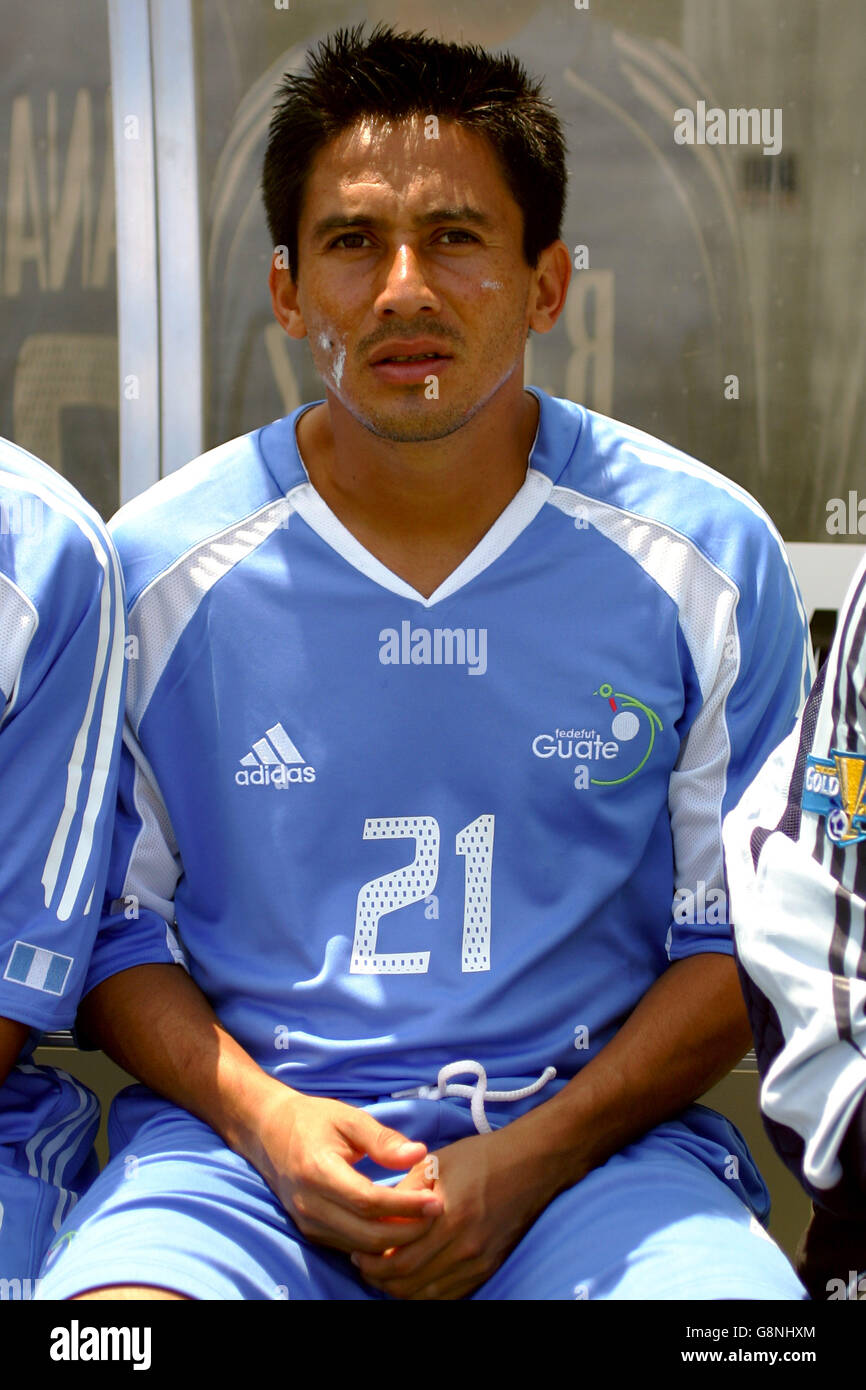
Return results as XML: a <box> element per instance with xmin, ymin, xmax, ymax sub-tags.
<box><xmin>350</xmin><ymin>814</ymin><xmax>494</xmax><ymax>974</ymax></box>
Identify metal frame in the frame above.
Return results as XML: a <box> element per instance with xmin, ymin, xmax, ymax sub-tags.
<box><xmin>107</xmin><ymin>0</ymin><xmax>160</xmax><ymax>503</ymax></box>
<box><xmin>151</xmin><ymin>0</ymin><xmax>204</xmax><ymax>475</ymax></box>
<box><xmin>108</xmin><ymin>0</ymin><xmax>203</xmax><ymax>502</ymax></box>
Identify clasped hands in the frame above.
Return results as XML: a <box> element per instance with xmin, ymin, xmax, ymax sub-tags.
<box><xmin>254</xmin><ymin>1090</ymin><xmax>555</xmax><ymax>1300</ymax></box>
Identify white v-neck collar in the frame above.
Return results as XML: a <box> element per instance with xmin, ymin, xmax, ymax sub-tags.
<box><xmin>287</xmin><ymin>396</ymin><xmax>551</xmax><ymax>609</ymax></box>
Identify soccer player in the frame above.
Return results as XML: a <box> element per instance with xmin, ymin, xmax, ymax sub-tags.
<box><xmin>0</xmin><ymin>437</ymin><xmax>125</xmax><ymax>1298</ymax></box>
<box><xmin>724</xmin><ymin>553</ymin><xmax>866</xmax><ymax>1300</ymax></box>
<box><xmin>39</xmin><ymin>25</ymin><xmax>811</xmax><ymax>1301</ymax></box>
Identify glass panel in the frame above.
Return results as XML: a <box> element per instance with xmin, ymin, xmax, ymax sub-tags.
<box><xmin>197</xmin><ymin>0</ymin><xmax>865</xmax><ymax>542</ymax></box>
<box><xmin>0</xmin><ymin>0</ymin><xmax>118</xmax><ymax>517</ymax></box>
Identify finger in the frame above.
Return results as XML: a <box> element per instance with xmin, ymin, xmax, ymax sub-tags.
<box><xmin>314</xmin><ymin>1153</ymin><xmax>443</xmax><ymax>1221</ymax></box>
<box><xmin>392</xmin><ymin>1162</ymin><xmax>436</xmax><ymax>1192</ymax></box>
<box><xmin>352</xmin><ymin>1221</ymin><xmax>451</xmax><ymax>1281</ymax></box>
<box><xmin>294</xmin><ymin>1199</ymin><xmax>439</xmax><ymax>1256</ymax></box>
<box><xmin>363</xmin><ymin>1252</ymin><xmax>490</xmax><ymax>1301</ymax></box>
<box><xmin>401</xmin><ymin>1260</ymin><xmax>490</xmax><ymax>1301</ymax></box>
<box><xmin>341</xmin><ymin>1114</ymin><xmax>429</xmax><ymax>1172</ymax></box>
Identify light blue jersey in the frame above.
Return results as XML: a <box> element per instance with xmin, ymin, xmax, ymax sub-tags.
<box><xmin>0</xmin><ymin>438</ymin><xmax>126</xmax><ymax>1291</ymax></box>
<box><xmin>35</xmin><ymin>390</ymin><xmax>815</xmax><ymax>1300</ymax></box>
<box><xmin>86</xmin><ymin>387</ymin><xmax>811</xmax><ymax>1107</ymax></box>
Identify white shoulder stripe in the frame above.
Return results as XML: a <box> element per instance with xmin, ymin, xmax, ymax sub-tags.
<box><xmin>0</xmin><ymin>571</ymin><xmax>39</xmax><ymax>723</ymax></box>
<box><xmin>55</xmin><ymin>546</ymin><xmax>125</xmax><ymax>921</ymax></box>
<box><xmin>0</xmin><ymin>470</ymin><xmax>125</xmax><ymax>921</ymax></box>
<box><xmin>128</xmin><ymin>497</ymin><xmax>293</xmax><ymax>731</ymax></box>
<box><xmin>40</xmin><ymin>532</ymin><xmax>123</xmax><ymax>919</ymax></box>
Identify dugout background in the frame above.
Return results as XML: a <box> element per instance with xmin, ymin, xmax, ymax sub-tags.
<box><xmin>3</xmin><ymin>0</ymin><xmax>866</xmax><ymax>1264</ymax></box>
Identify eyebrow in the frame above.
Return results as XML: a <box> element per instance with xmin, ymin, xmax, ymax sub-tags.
<box><xmin>310</xmin><ymin>205</ymin><xmax>495</xmax><ymax>241</ymax></box>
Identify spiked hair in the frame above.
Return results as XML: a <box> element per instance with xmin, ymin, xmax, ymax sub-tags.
<box><xmin>262</xmin><ymin>22</ymin><xmax>568</xmax><ymax>280</ymax></box>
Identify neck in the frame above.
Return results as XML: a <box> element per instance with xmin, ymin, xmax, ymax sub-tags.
<box><xmin>297</xmin><ymin>379</ymin><xmax>540</xmax><ymax>546</ymax></box>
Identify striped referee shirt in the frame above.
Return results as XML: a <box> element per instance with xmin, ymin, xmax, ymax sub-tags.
<box><xmin>725</xmin><ymin>552</ymin><xmax>866</xmax><ymax>1213</ymax></box>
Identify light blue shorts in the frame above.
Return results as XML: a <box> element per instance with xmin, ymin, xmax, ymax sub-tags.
<box><xmin>35</xmin><ymin>1085</ymin><xmax>807</xmax><ymax>1301</ymax></box>
<box><xmin>0</xmin><ymin>1063</ymin><xmax>99</xmax><ymax>1296</ymax></box>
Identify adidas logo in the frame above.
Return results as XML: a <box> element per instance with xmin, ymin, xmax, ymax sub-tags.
<box><xmin>235</xmin><ymin>722</ymin><xmax>316</xmax><ymax>787</ymax></box>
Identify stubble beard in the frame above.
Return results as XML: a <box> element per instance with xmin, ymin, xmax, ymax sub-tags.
<box><xmin>349</xmin><ymin>394</ymin><xmax>474</xmax><ymax>443</ymax></box>
<box><xmin>335</xmin><ymin>353</ymin><xmax>524</xmax><ymax>445</ymax></box>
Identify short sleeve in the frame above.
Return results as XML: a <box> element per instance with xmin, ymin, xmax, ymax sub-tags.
<box><xmin>0</xmin><ymin>490</ymin><xmax>126</xmax><ymax>1032</ymax></box>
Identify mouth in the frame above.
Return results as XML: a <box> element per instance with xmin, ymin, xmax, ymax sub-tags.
<box><xmin>374</xmin><ymin>351</ymin><xmax>447</xmax><ymax>363</ymax></box>
<box><xmin>369</xmin><ymin>348</ymin><xmax>453</xmax><ymax>383</ymax></box>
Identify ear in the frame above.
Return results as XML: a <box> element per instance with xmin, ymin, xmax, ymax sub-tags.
<box><xmin>269</xmin><ymin>255</ymin><xmax>307</xmax><ymax>341</ymax></box>
<box><xmin>527</xmin><ymin>238</ymin><xmax>572</xmax><ymax>335</ymax></box>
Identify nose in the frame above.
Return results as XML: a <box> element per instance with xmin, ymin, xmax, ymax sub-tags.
<box><xmin>375</xmin><ymin>242</ymin><xmax>440</xmax><ymax>318</ymax></box>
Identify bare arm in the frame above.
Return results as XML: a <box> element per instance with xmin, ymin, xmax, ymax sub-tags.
<box><xmin>78</xmin><ymin>963</ymin><xmax>280</xmax><ymax>1155</ymax></box>
<box><xmin>77</xmin><ymin>963</ymin><xmax>442</xmax><ymax>1253</ymax></box>
<box><xmin>0</xmin><ymin>1015</ymin><xmax>32</xmax><ymax>1089</ymax></box>
<box><xmin>506</xmin><ymin>951</ymin><xmax>752</xmax><ymax>1192</ymax></box>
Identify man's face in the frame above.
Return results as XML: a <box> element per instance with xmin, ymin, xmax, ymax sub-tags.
<box><xmin>276</xmin><ymin>115</ymin><xmax>546</xmax><ymax>443</ymax></box>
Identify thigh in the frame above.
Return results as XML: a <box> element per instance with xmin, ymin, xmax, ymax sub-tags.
<box><xmin>36</xmin><ymin>1086</ymin><xmax>441</xmax><ymax>1302</ymax></box>
<box><xmin>0</xmin><ymin>1064</ymin><xmax>99</xmax><ymax>1293</ymax></box>
<box><xmin>474</xmin><ymin>1106</ymin><xmax>808</xmax><ymax>1301</ymax></box>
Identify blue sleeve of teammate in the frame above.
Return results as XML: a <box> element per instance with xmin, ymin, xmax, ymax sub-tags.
<box><xmin>667</xmin><ymin>513</ymin><xmax>813</xmax><ymax>960</ymax></box>
<box><xmin>0</xmin><ymin>502</ymin><xmax>126</xmax><ymax>1033</ymax></box>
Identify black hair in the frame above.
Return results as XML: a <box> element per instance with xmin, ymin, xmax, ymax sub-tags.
<box><xmin>262</xmin><ymin>22</ymin><xmax>567</xmax><ymax>280</ymax></box>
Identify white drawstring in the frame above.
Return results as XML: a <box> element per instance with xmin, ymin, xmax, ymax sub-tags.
<box><xmin>391</xmin><ymin>1059</ymin><xmax>557</xmax><ymax>1134</ymax></box>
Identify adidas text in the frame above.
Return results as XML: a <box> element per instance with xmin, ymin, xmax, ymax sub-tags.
<box><xmin>237</xmin><ymin>722</ymin><xmax>313</xmax><ymax>787</ymax></box>
<box><xmin>235</xmin><ymin>764</ymin><xmax>316</xmax><ymax>787</ymax></box>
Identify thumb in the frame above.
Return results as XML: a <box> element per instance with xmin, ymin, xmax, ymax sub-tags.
<box><xmin>346</xmin><ymin>1112</ymin><xmax>427</xmax><ymax>1169</ymax></box>
<box><xmin>396</xmin><ymin>1157</ymin><xmax>438</xmax><ymax>1191</ymax></box>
